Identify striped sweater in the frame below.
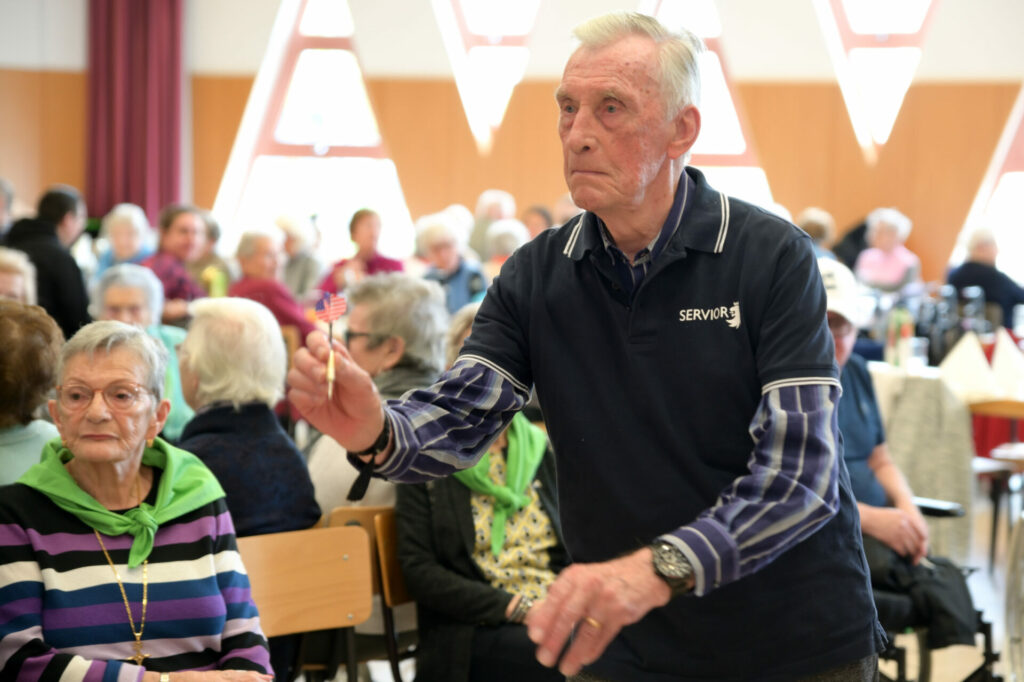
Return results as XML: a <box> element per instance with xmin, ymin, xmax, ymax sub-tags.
<box><xmin>0</xmin><ymin>483</ymin><xmax>270</xmax><ymax>681</ymax></box>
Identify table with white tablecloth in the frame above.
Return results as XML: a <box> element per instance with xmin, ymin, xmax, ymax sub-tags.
<box><xmin>866</xmin><ymin>362</ymin><xmax>975</xmax><ymax>564</ymax></box>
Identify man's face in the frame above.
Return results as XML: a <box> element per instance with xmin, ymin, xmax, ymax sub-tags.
<box><xmin>0</xmin><ymin>271</ymin><xmax>26</xmax><ymax>303</ymax></box>
<box><xmin>828</xmin><ymin>312</ymin><xmax>857</xmax><ymax>369</ymax></box>
<box><xmin>556</xmin><ymin>36</ymin><xmax>684</xmax><ymax>220</ymax></box>
<box><xmin>239</xmin><ymin>237</ymin><xmax>281</xmax><ymax>280</ymax></box>
<box><xmin>162</xmin><ymin>212</ymin><xmax>207</xmax><ymax>262</ymax></box>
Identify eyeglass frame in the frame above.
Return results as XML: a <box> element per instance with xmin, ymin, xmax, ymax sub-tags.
<box><xmin>344</xmin><ymin>330</ymin><xmax>389</xmax><ymax>347</ymax></box>
<box><xmin>55</xmin><ymin>381</ymin><xmax>156</xmax><ymax>413</ymax></box>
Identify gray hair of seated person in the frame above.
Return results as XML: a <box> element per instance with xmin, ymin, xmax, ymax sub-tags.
<box><xmin>90</xmin><ymin>264</ymin><xmax>165</xmax><ymax>324</ymax></box>
<box><xmin>180</xmin><ymin>297</ymin><xmax>286</xmax><ymax>409</ymax></box>
<box><xmin>100</xmin><ymin>203</ymin><xmax>150</xmax><ymax>242</ymax></box>
<box><xmin>796</xmin><ymin>207</ymin><xmax>836</xmax><ymax>246</ymax></box>
<box><xmin>416</xmin><ymin>213</ymin><xmax>466</xmax><ymax>255</ymax></box>
<box><xmin>486</xmin><ymin>219</ymin><xmax>530</xmax><ymax>258</ymax></box>
<box><xmin>0</xmin><ymin>246</ymin><xmax>38</xmax><ymax>304</ymax></box>
<box><xmin>347</xmin><ymin>273</ymin><xmax>448</xmax><ymax>376</ymax></box>
<box><xmin>866</xmin><ymin>207</ymin><xmax>912</xmax><ymax>243</ymax></box>
<box><xmin>445</xmin><ymin>302</ymin><xmax>481</xmax><ymax>369</ymax></box>
<box><xmin>573</xmin><ymin>11</ymin><xmax>704</xmax><ymax>120</ymax></box>
<box><xmin>235</xmin><ymin>230</ymin><xmax>281</xmax><ymax>260</ymax></box>
<box><xmin>58</xmin><ymin>321</ymin><xmax>167</xmax><ymax>401</ymax></box>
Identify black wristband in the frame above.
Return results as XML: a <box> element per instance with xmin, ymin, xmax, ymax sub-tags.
<box><xmin>349</xmin><ymin>413</ymin><xmax>392</xmax><ymax>458</ymax></box>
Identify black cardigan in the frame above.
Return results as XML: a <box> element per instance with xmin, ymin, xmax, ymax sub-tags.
<box><xmin>395</xmin><ymin>447</ymin><xmax>567</xmax><ymax>682</ymax></box>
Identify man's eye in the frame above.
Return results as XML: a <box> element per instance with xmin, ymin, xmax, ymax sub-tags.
<box><xmin>605</xmin><ymin>104</ymin><xmax>619</xmax><ymax>113</ymax></box>
<box><xmin>561</xmin><ymin>103</ymin><xmax>576</xmax><ymax>114</ymax></box>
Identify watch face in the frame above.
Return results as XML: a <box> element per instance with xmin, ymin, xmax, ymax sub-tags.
<box><xmin>654</xmin><ymin>542</ymin><xmax>692</xmax><ymax>580</ymax></box>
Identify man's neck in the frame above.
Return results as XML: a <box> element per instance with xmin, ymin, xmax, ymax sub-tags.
<box><xmin>599</xmin><ymin>170</ymin><xmax>681</xmax><ymax>261</ymax></box>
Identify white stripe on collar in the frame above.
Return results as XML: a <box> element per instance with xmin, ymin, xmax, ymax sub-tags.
<box><xmin>562</xmin><ymin>216</ymin><xmax>584</xmax><ymax>258</ymax></box>
<box><xmin>714</xmin><ymin>192</ymin><xmax>730</xmax><ymax>254</ymax></box>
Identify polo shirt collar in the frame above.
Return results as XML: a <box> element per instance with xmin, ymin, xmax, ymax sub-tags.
<box><xmin>562</xmin><ymin>167</ymin><xmax>730</xmax><ymax>262</ymax></box>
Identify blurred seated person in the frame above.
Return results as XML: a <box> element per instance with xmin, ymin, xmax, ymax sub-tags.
<box><xmin>319</xmin><ymin>209</ymin><xmax>403</xmax><ymax>294</ymax></box>
<box><xmin>177</xmin><ymin>297</ymin><xmax>321</xmax><ymax>681</ymax></box>
<box><xmin>92</xmin><ymin>264</ymin><xmax>194</xmax><ymax>442</ymax></box>
<box><xmin>0</xmin><ymin>176</ymin><xmax>13</xmax><ymax>240</ymax></box>
<box><xmin>94</xmin><ymin>203</ymin><xmax>154</xmax><ymax>277</ymax></box>
<box><xmin>0</xmin><ymin>301</ymin><xmax>63</xmax><ymax>485</ymax></box>
<box><xmin>469</xmin><ymin>189</ymin><xmax>516</xmax><ymax>260</ymax></box>
<box><xmin>821</xmin><ymin>258</ymin><xmax>977</xmax><ymax>647</ymax></box>
<box><xmin>483</xmin><ymin>218</ymin><xmax>530</xmax><ymax>281</ymax></box>
<box><xmin>854</xmin><ymin>208</ymin><xmax>921</xmax><ymax>292</ymax></box>
<box><xmin>0</xmin><ymin>320</ymin><xmax>272</xmax><ymax>679</ymax></box>
<box><xmin>395</xmin><ymin>302</ymin><xmax>567</xmax><ymax>682</ymax></box>
<box><xmin>419</xmin><ymin>213</ymin><xmax>488</xmax><ymax>315</ymax></box>
<box><xmin>552</xmin><ymin>192</ymin><xmax>582</xmax><ymax>226</ymax></box>
<box><xmin>833</xmin><ymin>219</ymin><xmax>869</xmax><ymax>271</ymax></box>
<box><xmin>0</xmin><ymin>245</ymin><xmax>36</xmax><ymax>303</ymax></box>
<box><xmin>277</xmin><ymin>213</ymin><xmax>323</xmax><ymax>301</ymax></box>
<box><xmin>308</xmin><ymin>273</ymin><xmax>448</xmax><ymax>513</ymax></box>
<box><xmin>947</xmin><ymin>227</ymin><xmax>1024</xmax><ymax>329</ymax></box>
<box><xmin>187</xmin><ymin>211</ymin><xmax>234</xmax><ymax>297</ymax></box>
<box><xmin>142</xmin><ymin>204</ymin><xmax>207</xmax><ymax>324</ymax></box>
<box><xmin>796</xmin><ymin>206</ymin><xmax>836</xmax><ymax>260</ymax></box>
<box><xmin>3</xmin><ymin>185</ymin><xmax>91</xmax><ymax>339</ymax></box>
<box><xmin>521</xmin><ymin>204</ymin><xmax>554</xmax><ymax>240</ymax></box>
<box><xmin>228</xmin><ymin>230</ymin><xmax>317</xmax><ymax>341</ymax></box>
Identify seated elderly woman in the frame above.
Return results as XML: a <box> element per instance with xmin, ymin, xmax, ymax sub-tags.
<box><xmin>0</xmin><ymin>321</ymin><xmax>272</xmax><ymax>680</ymax></box>
<box><xmin>227</xmin><ymin>231</ymin><xmax>316</xmax><ymax>341</ymax></box>
<box><xmin>0</xmin><ymin>245</ymin><xmax>37</xmax><ymax>303</ymax></box>
<box><xmin>94</xmin><ymin>203</ymin><xmax>155</xmax><ymax>278</ymax></box>
<box><xmin>419</xmin><ymin>212</ymin><xmax>488</xmax><ymax>315</ymax></box>
<box><xmin>395</xmin><ymin>302</ymin><xmax>567</xmax><ymax>682</ymax></box>
<box><xmin>308</xmin><ymin>273</ymin><xmax>448</xmax><ymax>512</ymax></box>
<box><xmin>853</xmin><ymin>207</ymin><xmax>921</xmax><ymax>292</ymax></box>
<box><xmin>176</xmin><ymin>297</ymin><xmax>321</xmax><ymax>682</ymax></box>
<box><xmin>0</xmin><ymin>301</ymin><xmax>63</xmax><ymax>484</ymax></box>
<box><xmin>92</xmin><ymin>264</ymin><xmax>194</xmax><ymax>442</ymax></box>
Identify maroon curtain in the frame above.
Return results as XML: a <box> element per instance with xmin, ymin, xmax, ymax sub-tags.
<box><xmin>87</xmin><ymin>0</ymin><xmax>183</xmax><ymax>223</ymax></box>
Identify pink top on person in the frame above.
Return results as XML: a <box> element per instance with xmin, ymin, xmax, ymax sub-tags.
<box><xmin>318</xmin><ymin>253</ymin><xmax>404</xmax><ymax>295</ymax></box>
<box><xmin>854</xmin><ymin>244</ymin><xmax>921</xmax><ymax>291</ymax></box>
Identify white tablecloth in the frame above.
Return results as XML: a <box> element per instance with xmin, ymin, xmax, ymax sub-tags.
<box><xmin>867</xmin><ymin>362</ymin><xmax>974</xmax><ymax>563</ymax></box>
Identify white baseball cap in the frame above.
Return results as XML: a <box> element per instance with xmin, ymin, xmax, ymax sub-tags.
<box><xmin>818</xmin><ymin>257</ymin><xmax>866</xmax><ymax>327</ymax></box>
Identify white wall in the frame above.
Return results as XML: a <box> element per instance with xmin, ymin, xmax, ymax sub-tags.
<box><xmin>1</xmin><ymin>0</ymin><xmax>1023</xmax><ymax>80</ymax></box>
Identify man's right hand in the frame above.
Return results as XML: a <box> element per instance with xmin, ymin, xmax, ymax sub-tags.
<box><xmin>287</xmin><ymin>331</ymin><xmax>387</xmax><ymax>454</ymax></box>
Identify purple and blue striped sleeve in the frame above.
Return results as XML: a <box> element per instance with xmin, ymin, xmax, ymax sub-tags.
<box><xmin>661</xmin><ymin>383</ymin><xmax>842</xmax><ymax>596</ymax></box>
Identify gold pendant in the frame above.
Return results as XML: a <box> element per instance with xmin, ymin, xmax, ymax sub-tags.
<box><xmin>128</xmin><ymin>639</ymin><xmax>150</xmax><ymax>666</ymax></box>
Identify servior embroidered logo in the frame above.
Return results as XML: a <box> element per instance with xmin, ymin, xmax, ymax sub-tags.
<box><xmin>678</xmin><ymin>301</ymin><xmax>741</xmax><ymax>330</ymax></box>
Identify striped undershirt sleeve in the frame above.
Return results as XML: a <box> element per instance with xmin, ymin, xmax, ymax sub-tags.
<box><xmin>661</xmin><ymin>383</ymin><xmax>842</xmax><ymax>597</ymax></box>
<box><xmin>371</xmin><ymin>358</ymin><xmax>530</xmax><ymax>482</ymax></box>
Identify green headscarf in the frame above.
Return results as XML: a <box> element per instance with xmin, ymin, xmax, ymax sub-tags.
<box><xmin>18</xmin><ymin>437</ymin><xmax>224</xmax><ymax>568</ymax></box>
<box><xmin>454</xmin><ymin>413</ymin><xmax>548</xmax><ymax>556</ymax></box>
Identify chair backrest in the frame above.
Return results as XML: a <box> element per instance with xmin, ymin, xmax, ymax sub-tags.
<box><xmin>237</xmin><ymin>525</ymin><xmax>373</xmax><ymax>638</ymax></box>
<box><xmin>374</xmin><ymin>508</ymin><xmax>413</xmax><ymax>608</ymax></box>
<box><xmin>968</xmin><ymin>399</ymin><xmax>1024</xmax><ymax>422</ymax></box>
<box><xmin>327</xmin><ymin>505</ymin><xmax>393</xmax><ymax>595</ymax></box>
<box><xmin>281</xmin><ymin>324</ymin><xmax>302</xmax><ymax>371</ymax></box>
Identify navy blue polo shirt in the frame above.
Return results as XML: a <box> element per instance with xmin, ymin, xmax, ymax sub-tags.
<box><xmin>839</xmin><ymin>354</ymin><xmax>889</xmax><ymax>508</ymax></box>
<box><xmin>462</xmin><ymin>167</ymin><xmax>882</xmax><ymax>680</ymax></box>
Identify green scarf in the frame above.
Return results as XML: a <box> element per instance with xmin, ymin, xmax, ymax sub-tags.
<box><xmin>18</xmin><ymin>437</ymin><xmax>224</xmax><ymax>568</ymax></box>
<box><xmin>454</xmin><ymin>413</ymin><xmax>548</xmax><ymax>556</ymax></box>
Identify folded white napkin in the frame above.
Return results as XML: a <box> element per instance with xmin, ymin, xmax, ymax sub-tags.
<box><xmin>991</xmin><ymin>327</ymin><xmax>1024</xmax><ymax>400</ymax></box>
<box><xmin>939</xmin><ymin>331</ymin><xmax>1003</xmax><ymax>402</ymax></box>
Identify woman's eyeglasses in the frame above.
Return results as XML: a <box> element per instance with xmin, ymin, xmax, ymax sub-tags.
<box><xmin>56</xmin><ymin>382</ymin><xmax>153</xmax><ymax>412</ymax></box>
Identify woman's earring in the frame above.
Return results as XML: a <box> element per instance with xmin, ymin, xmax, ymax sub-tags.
<box><xmin>146</xmin><ymin>439</ymin><xmax>154</xmax><ymax>448</ymax></box>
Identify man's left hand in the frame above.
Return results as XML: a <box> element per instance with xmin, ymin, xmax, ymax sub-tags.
<box><xmin>526</xmin><ymin>548</ymin><xmax>672</xmax><ymax>676</ymax></box>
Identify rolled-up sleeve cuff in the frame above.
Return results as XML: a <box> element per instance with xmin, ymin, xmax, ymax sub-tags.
<box><xmin>662</xmin><ymin>517</ymin><xmax>739</xmax><ymax>597</ymax></box>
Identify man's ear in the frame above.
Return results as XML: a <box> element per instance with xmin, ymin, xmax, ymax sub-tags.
<box><xmin>380</xmin><ymin>336</ymin><xmax>406</xmax><ymax>372</ymax></box>
<box><xmin>667</xmin><ymin>104</ymin><xmax>701</xmax><ymax>160</ymax></box>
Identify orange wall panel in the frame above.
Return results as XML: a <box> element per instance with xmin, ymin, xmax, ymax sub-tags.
<box><xmin>191</xmin><ymin>74</ymin><xmax>253</xmax><ymax>210</ymax></box>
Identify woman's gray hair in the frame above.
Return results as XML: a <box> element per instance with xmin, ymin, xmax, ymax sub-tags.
<box><xmin>866</xmin><ymin>207</ymin><xmax>912</xmax><ymax>243</ymax></box>
<box><xmin>348</xmin><ymin>274</ymin><xmax>448</xmax><ymax>375</ymax></box>
<box><xmin>236</xmin><ymin>230</ymin><xmax>281</xmax><ymax>260</ymax></box>
<box><xmin>100</xmin><ymin>203</ymin><xmax>150</xmax><ymax>242</ymax></box>
<box><xmin>445</xmin><ymin>302</ymin><xmax>481</xmax><ymax>369</ymax></box>
<box><xmin>416</xmin><ymin>213</ymin><xmax>465</xmax><ymax>255</ymax></box>
<box><xmin>485</xmin><ymin>219</ymin><xmax>530</xmax><ymax>258</ymax></box>
<box><xmin>573</xmin><ymin>11</ymin><xmax>704</xmax><ymax>118</ymax></box>
<box><xmin>181</xmin><ymin>297</ymin><xmax>286</xmax><ymax>408</ymax></box>
<box><xmin>90</xmin><ymin>264</ymin><xmax>165</xmax><ymax>323</ymax></box>
<box><xmin>0</xmin><ymin>246</ymin><xmax>37</xmax><ymax>304</ymax></box>
<box><xmin>58</xmin><ymin>321</ymin><xmax>167</xmax><ymax>401</ymax></box>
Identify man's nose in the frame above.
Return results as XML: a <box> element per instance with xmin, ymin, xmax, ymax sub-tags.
<box><xmin>564</xmin><ymin>108</ymin><xmax>596</xmax><ymax>153</ymax></box>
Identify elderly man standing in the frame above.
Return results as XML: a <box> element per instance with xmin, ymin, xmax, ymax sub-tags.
<box><xmin>289</xmin><ymin>12</ymin><xmax>883</xmax><ymax>681</ymax></box>
<box><xmin>948</xmin><ymin>227</ymin><xmax>1024</xmax><ymax>329</ymax></box>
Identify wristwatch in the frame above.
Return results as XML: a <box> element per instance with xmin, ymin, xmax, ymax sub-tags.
<box><xmin>650</xmin><ymin>540</ymin><xmax>695</xmax><ymax>597</ymax></box>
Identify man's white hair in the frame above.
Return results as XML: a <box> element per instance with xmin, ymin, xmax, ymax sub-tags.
<box><xmin>573</xmin><ymin>11</ymin><xmax>705</xmax><ymax>117</ymax></box>
<box><xmin>181</xmin><ymin>297</ymin><xmax>286</xmax><ymax>408</ymax></box>
<box><xmin>236</xmin><ymin>230</ymin><xmax>281</xmax><ymax>260</ymax></box>
<box><xmin>966</xmin><ymin>227</ymin><xmax>996</xmax><ymax>256</ymax></box>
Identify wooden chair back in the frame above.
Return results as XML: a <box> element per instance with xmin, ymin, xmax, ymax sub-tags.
<box><xmin>374</xmin><ymin>508</ymin><xmax>413</xmax><ymax>608</ymax></box>
<box><xmin>327</xmin><ymin>505</ymin><xmax>392</xmax><ymax>595</ymax></box>
<box><xmin>281</xmin><ymin>324</ymin><xmax>302</xmax><ymax>371</ymax></box>
<box><xmin>968</xmin><ymin>399</ymin><xmax>1024</xmax><ymax>422</ymax></box>
<box><xmin>237</xmin><ymin>525</ymin><xmax>373</xmax><ymax>638</ymax></box>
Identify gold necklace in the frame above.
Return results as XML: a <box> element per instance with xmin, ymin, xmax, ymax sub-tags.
<box><xmin>94</xmin><ymin>475</ymin><xmax>149</xmax><ymax>666</ymax></box>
